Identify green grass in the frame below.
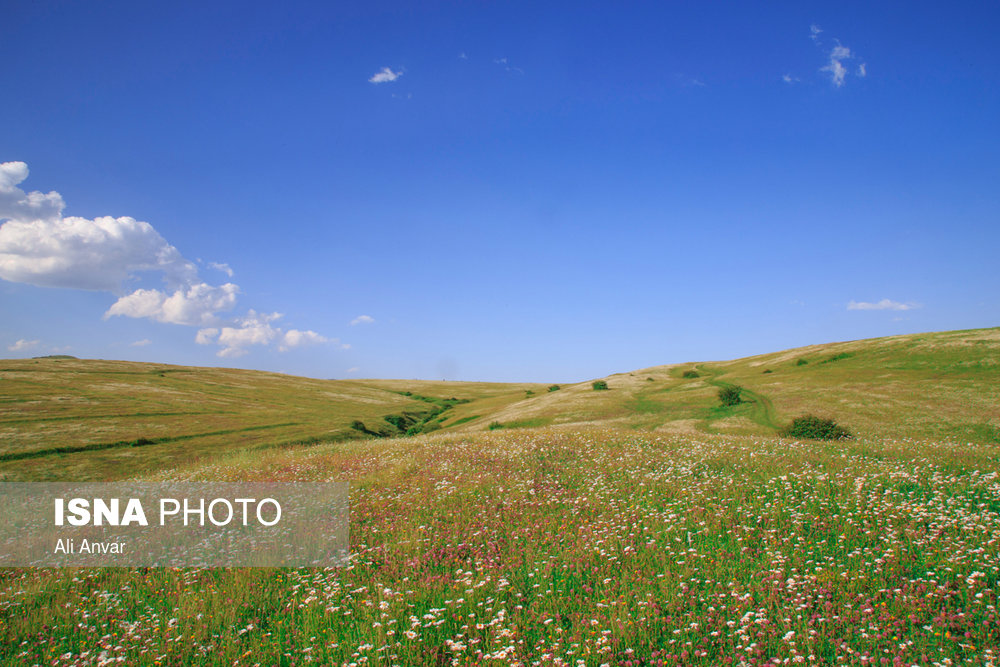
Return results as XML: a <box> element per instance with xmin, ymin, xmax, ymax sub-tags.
<box><xmin>0</xmin><ymin>359</ymin><xmax>546</xmax><ymax>481</ymax></box>
<box><xmin>0</xmin><ymin>327</ymin><xmax>999</xmax><ymax>664</ymax></box>
<box><xmin>2</xmin><ymin>428</ymin><xmax>998</xmax><ymax>665</ymax></box>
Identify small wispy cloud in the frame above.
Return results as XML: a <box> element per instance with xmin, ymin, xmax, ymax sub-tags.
<box><xmin>346</xmin><ymin>366</ymin><xmax>360</xmax><ymax>374</ymax></box>
<box><xmin>847</xmin><ymin>299</ymin><xmax>921</xmax><ymax>311</ymax></box>
<box><xmin>458</xmin><ymin>52</ymin><xmax>468</xmax><ymax>60</ymax></box>
<box><xmin>350</xmin><ymin>315</ymin><xmax>375</xmax><ymax>326</ymax></box>
<box><xmin>7</xmin><ymin>338</ymin><xmax>39</xmax><ymax>352</ymax></box>
<box><xmin>208</xmin><ymin>261</ymin><xmax>234</xmax><ymax>277</ymax></box>
<box><xmin>493</xmin><ymin>57</ymin><xmax>524</xmax><ymax>74</ymax></box>
<box><xmin>822</xmin><ymin>44</ymin><xmax>853</xmax><ymax>87</ymax></box>
<box><xmin>673</xmin><ymin>73</ymin><xmax>707</xmax><ymax>88</ymax></box>
<box><xmin>369</xmin><ymin>67</ymin><xmax>403</xmax><ymax>84</ymax></box>
<box><xmin>797</xmin><ymin>25</ymin><xmax>866</xmax><ymax>88</ymax></box>
<box><xmin>130</xmin><ymin>339</ymin><xmax>152</xmax><ymax>347</ymax></box>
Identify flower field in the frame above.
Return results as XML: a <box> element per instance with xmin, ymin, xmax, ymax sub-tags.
<box><xmin>1</xmin><ymin>427</ymin><xmax>998</xmax><ymax>666</ymax></box>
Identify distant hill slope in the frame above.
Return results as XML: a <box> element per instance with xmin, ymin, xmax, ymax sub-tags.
<box><xmin>461</xmin><ymin>327</ymin><xmax>1000</xmax><ymax>444</ymax></box>
<box><xmin>0</xmin><ymin>357</ymin><xmax>545</xmax><ymax>480</ymax></box>
<box><xmin>1</xmin><ymin>327</ymin><xmax>997</xmax><ymax>481</ymax></box>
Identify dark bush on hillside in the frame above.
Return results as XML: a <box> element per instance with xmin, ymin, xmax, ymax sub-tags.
<box><xmin>525</xmin><ymin>390</ymin><xmax>535</xmax><ymax>398</ymax></box>
<box><xmin>762</xmin><ymin>369</ymin><xmax>773</xmax><ymax>374</ymax></box>
<box><xmin>795</xmin><ymin>358</ymin><xmax>809</xmax><ymax>366</ymax></box>
<box><xmin>383</xmin><ymin>414</ymin><xmax>409</xmax><ymax>431</ymax></box>
<box><xmin>487</xmin><ymin>421</ymin><xmax>504</xmax><ymax>431</ymax></box>
<box><xmin>548</xmin><ymin>384</ymin><xmax>561</xmax><ymax>392</ymax></box>
<box><xmin>592</xmin><ymin>380</ymin><xmax>609</xmax><ymax>391</ymax></box>
<box><xmin>718</xmin><ymin>385</ymin><xmax>742</xmax><ymax>406</ymax></box>
<box><xmin>682</xmin><ymin>370</ymin><xmax>700</xmax><ymax>378</ymax></box>
<box><xmin>782</xmin><ymin>415</ymin><xmax>852</xmax><ymax>440</ymax></box>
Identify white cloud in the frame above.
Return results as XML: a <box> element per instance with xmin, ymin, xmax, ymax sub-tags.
<box><xmin>105</xmin><ymin>282</ymin><xmax>239</xmax><ymax>326</ymax></box>
<box><xmin>810</xmin><ymin>24</ymin><xmax>823</xmax><ymax>42</ymax></box>
<box><xmin>346</xmin><ymin>366</ymin><xmax>360</xmax><ymax>374</ymax></box>
<box><xmin>2</xmin><ymin>162</ymin><xmax>334</xmax><ymax>357</ymax></box>
<box><xmin>847</xmin><ymin>299</ymin><xmax>921</xmax><ymax>311</ymax></box>
<box><xmin>493</xmin><ymin>57</ymin><xmax>524</xmax><ymax>74</ymax></box>
<box><xmin>195</xmin><ymin>328</ymin><xmax>218</xmax><ymax>345</ymax></box>
<box><xmin>857</xmin><ymin>63</ymin><xmax>867</xmax><ymax>77</ymax></box>
<box><xmin>782</xmin><ymin>74</ymin><xmax>800</xmax><ymax>84</ymax></box>
<box><xmin>208</xmin><ymin>261</ymin><xmax>234</xmax><ymax>277</ymax></box>
<box><xmin>279</xmin><ymin>329</ymin><xmax>328</xmax><ymax>352</ymax></box>
<box><xmin>369</xmin><ymin>67</ymin><xmax>402</xmax><ymax>84</ymax></box>
<box><xmin>0</xmin><ymin>162</ymin><xmax>64</xmax><ymax>223</ymax></box>
<box><xmin>7</xmin><ymin>338</ymin><xmax>39</xmax><ymax>352</ymax></box>
<box><xmin>130</xmin><ymin>339</ymin><xmax>152</xmax><ymax>347</ymax></box>
<box><xmin>821</xmin><ymin>44</ymin><xmax>853</xmax><ymax>87</ymax></box>
<box><xmin>197</xmin><ymin>311</ymin><xmax>337</xmax><ymax>357</ymax></box>
<box><xmin>350</xmin><ymin>314</ymin><xmax>375</xmax><ymax>326</ymax></box>
<box><xmin>0</xmin><ymin>163</ymin><xmax>198</xmax><ymax>291</ymax></box>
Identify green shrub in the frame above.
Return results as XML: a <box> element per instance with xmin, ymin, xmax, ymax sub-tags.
<box><xmin>717</xmin><ymin>385</ymin><xmax>742</xmax><ymax>406</ymax></box>
<box><xmin>795</xmin><ymin>358</ymin><xmax>809</xmax><ymax>366</ymax></box>
<box><xmin>548</xmin><ymin>384</ymin><xmax>561</xmax><ymax>392</ymax></box>
<box><xmin>487</xmin><ymin>421</ymin><xmax>504</xmax><ymax>431</ymax></box>
<box><xmin>525</xmin><ymin>390</ymin><xmax>535</xmax><ymax>398</ymax></box>
<box><xmin>681</xmin><ymin>370</ymin><xmax>700</xmax><ymax>378</ymax></box>
<box><xmin>592</xmin><ymin>380</ymin><xmax>609</xmax><ymax>391</ymax></box>
<box><xmin>762</xmin><ymin>369</ymin><xmax>773</xmax><ymax>374</ymax></box>
<box><xmin>820</xmin><ymin>352</ymin><xmax>852</xmax><ymax>364</ymax></box>
<box><xmin>646</xmin><ymin>377</ymin><xmax>655</xmax><ymax>382</ymax></box>
<box><xmin>782</xmin><ymin>415</ymin><xmax>851</xmax><ymax>440</ymax></box>
<box><xmin>383</xmin><ymin>414</ymin><xmax>409</xmax><ymax>431</ymax></box>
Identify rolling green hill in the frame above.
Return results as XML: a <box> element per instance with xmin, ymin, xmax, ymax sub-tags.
<box><xmin>466</xmin><ymin>327</ymin><xmax>1000</xmax><ymax>443</ymax></box>
<box><xmin>0</xmin><ymin>357</ymin><xmax>545</xmax><ymax>480</ymax></box>
<box><xmin>0</xmin><ymin>327</ymin><xmax>997</xmax><ymax>481</ymax></box>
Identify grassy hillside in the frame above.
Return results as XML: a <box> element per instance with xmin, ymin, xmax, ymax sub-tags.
<box><xmin>465</xmin><ymin>327</ymin><xmax>1000</xmax><ymax>444</ymax></box>
<box><xmin>1</xmin><ymin>327</ymin><xmax>997</xmax><ymax>481</ymax></box>
<box><xmin>1</xmin><ymin>329</ymin><xmax>999</xmax><ymax>665</ymax></box>
<box><xmin>0</xmin><ymin>357</ymin><xmax>544</xmax><ymax>481</ymax></box>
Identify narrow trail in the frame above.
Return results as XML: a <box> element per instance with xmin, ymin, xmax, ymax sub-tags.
<box><xmin>696</xmin><ymin>364</ymin><xmax>782</xmax><ymax>432</ymax></box>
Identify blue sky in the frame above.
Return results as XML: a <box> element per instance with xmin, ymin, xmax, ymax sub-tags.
<box><xmin>2</xmin><ymin>1</ymin><xmax>998</xmax><ymax>382</ymax></box>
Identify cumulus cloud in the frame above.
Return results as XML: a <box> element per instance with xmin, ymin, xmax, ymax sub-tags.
<box><xmin>350</xmin><ymin>314</ymin><xmax>375</xmax><ymax>326</ymax></box>
<box><xmin>847</xmin><ymin>299</ymin><xmax>920</xmax><ymax>311</ymax></box>
<box><xmin>279</xmin><ymin>329</ymin><xmax>328</xmax><ymax>352</ymax></box>
<box><xmin>7</xmin><ymin>338</ymin><xmax>39</xmax><ymax>352</ymax></box>
<box><xmin>369</xmin><ymin>67</ymin><xmax>402</xmax><ymax>84</ymax></box>
<box><xmin>197</xmin><ymin>311</ymin><xmax>338</xmax><ymax>358</ymax></box>
<box><xmin>0</xmin><ymin>162</ymin><xmax>64</xmax><ymax>223</ymax></box>
<box><xmin>1</xmin><ymin>163</ymin><xmax>197</xmax><ymax>291</ymax></box>
<box><xmin>1</xmin><ymin>162</ymin><xmax>335</xmax><ymax>357</ymax></box>
<box><xmin>105</xmin><ymin>282</ymin><xmax>239</xmax><ymax>326</ymax></box>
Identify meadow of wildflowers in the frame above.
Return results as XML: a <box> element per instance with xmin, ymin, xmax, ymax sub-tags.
<box><xmin>1</xmin><ymin>427</ymin><xmax>998</xmax><ymax>666</ymax></box>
